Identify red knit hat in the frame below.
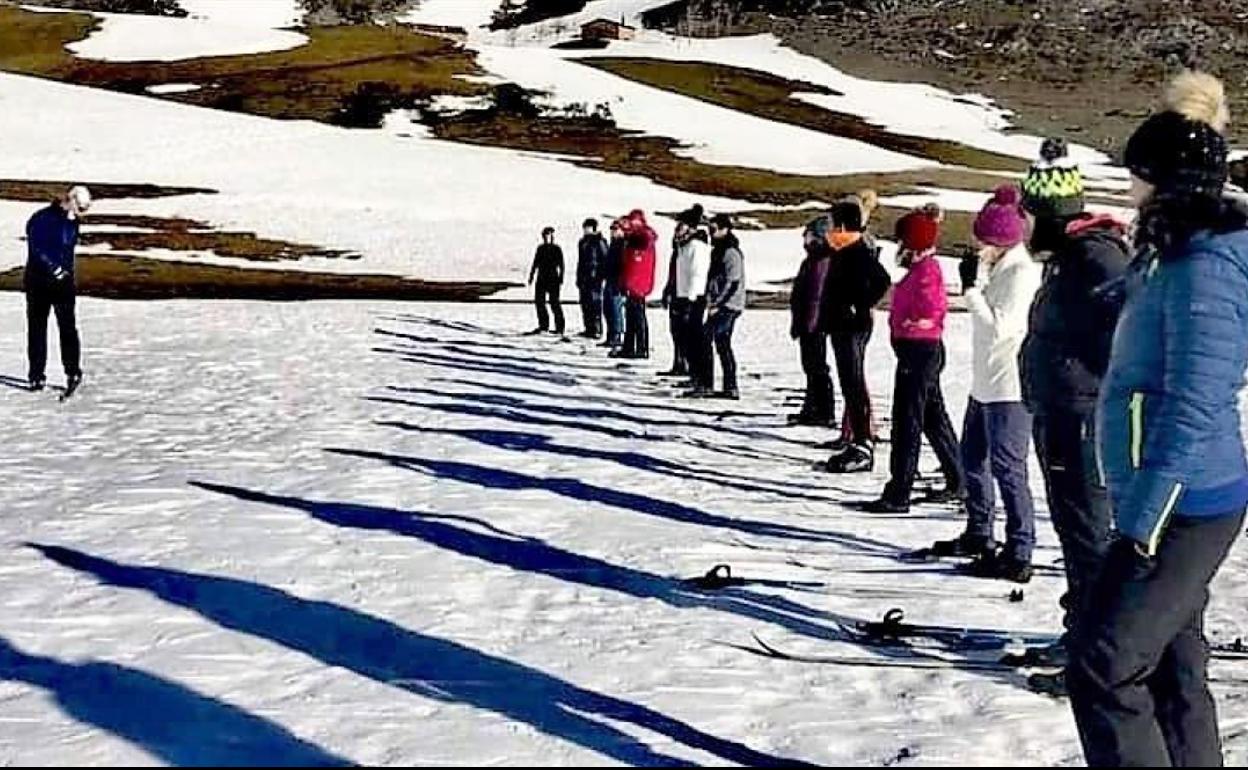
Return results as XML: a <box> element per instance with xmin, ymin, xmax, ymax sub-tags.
<box><xmin>895</xmin><ymin>209</ymin><xmax>940</xmax><ymax>252</ymax></box>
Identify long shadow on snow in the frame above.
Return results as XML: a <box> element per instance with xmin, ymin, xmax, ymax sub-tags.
<box><xmin>386</xmin><ymin>385</ymin><xmax>806</xmax><ymax>448</ymax></box>
<box><xmin>379</xmin><ymin>421</ymin><xmax>889</xmax><ymax>522</ymax></box>
<box><xmin>29</xmin><ymin>543</ymin><xmax>808</xmax><ymax>769</ymax></box>
<box><xmin>430</xmin><ymin>375</ymin><xmax>774</xmax><ymax>421</ymax></box>
<box><xmin>0</xmin><ymin>635</ymin><xmax>350</xmax><ymax>767</ymax></box>
<box><xmin>192</xmin><ymin>481</ymin><xmax>854</xmax><ymax>643</ymax></box>
<box><xmin>374</xmin><ymin>347</ymin><xmax>578</xmax><ymax>387</ymax></box>
<box><xmin>378</xmin><ymin>328</ymin><xmax>614</xmax><ymax>377</ymax></box>
<box><xmin>367</xmin><ymin>395</ymin><xmax>641</xmax><ymax>440</ymax></box>
<box><xmin>328</xmin><ymin>446</ymin><xmax>883</xmax><ymax>549</ymax></box>
<box><xmin>189</xmin><ymin>483</ymin><xmax>1028</xmax><ymax>694</ymax></box>
<box><xmin>366</xmin><ymin>394</ymin><xmax>814</xmax><ymax>467</ymax></box>
<box><xmin>387</xmin><ymin>315</ymin><xmax>510</xmax><ymax>338</ymax></box>
<box><xmin>0</xmin><ymin>374</ymin><xmax>34</xmax><ymax>391</ymax></box>
<box><xmin>375</xmin><ymin>328</ymin><xmax>526</xmax><ymax>352</ymax></box>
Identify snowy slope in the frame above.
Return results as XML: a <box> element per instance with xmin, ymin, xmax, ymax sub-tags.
<box><xmin>2</xmin><ymin>296</ymin><xmax>1247</xmax><ymax>766</ymax></box>
<box><xmin>558</xmin><ymin>33</ymin><xmax>1113</xmax><ymax>173</ymax></box>
<box><xmin>474</xmin><ymin>43</ymin><xmax>933</xmax><ymax>176</ymax></box>
<box><xmin>0</xmin><ymin>72</ymin><xmax>768</xmax><ymax>288</ymax></box>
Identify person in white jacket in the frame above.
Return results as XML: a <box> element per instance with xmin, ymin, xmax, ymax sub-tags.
<box><xmin>932</xmin><ymin>185</ymin><xmax>1043</xmax><ymax>582</ymax></box>
<box><xmin>668</xmin><ymin>207</ymin><xmax>712</xmax><ymax>383</ymax></box>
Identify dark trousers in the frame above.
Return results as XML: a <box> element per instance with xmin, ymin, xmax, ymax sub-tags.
<box><xmin>696</xmin><ymin>310</ymin><xmax>740</xmax><ymax>392</ymax></box>
<box><xmin>579</xmin><ymin>284</ymin><xmax>603</xmax><ymax>337</ymax></box>
<box><xmin>534</xmin><ymin>281</ymin><xmax>565</xmax><ymax>334</ymax></box>
<box><xmin>883</xmin><ymin>339</ymin><xmax>964</xmax><ymax>503</ymax></box>
<box><xmin>1069</xmin><ymin>511</ymin><xmax>1245</xmax><ymax>767</ymax></box>
<box><xmin>961</xmin><ymin>398</ymin><xmax>1036</xmax><ymax>562</ymax></box>
<box><xmin>622</xmin><ymin>296</ymin><xmax>649</xmax><ymax>358</ymax></box>
<box><xmin>670</xmin><ymin>298</ymin><xmax>705</xmax><ymax>374</ymax></box>
<box><xmin>798</xmin><ymin>333</ymin><xmax>833</xmax><ymax>420</ymax></box>
<box><xmin>831</xmin><ymin>327</ymin><xmax>872</xmax><ymax>443</ymax></box>
<box><xmin>603</xmin><ymin>284</ymin><xmax>625</xmax><ymax>346</ymax></box>
<box><xmin>1034</xmin><ymin>410</ymin><xmax>1111</xmax><ymax>632</ymax></box>
<box><xmin>26</xmin><ymin>280</ymin><xmax>81</xmax><ymax>382</ymax></box>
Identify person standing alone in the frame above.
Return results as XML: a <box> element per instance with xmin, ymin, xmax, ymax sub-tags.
<box><xmin>528</xmin><ymin>226</ymin><xmax>565</xmax><ymax>336</ymax></box>
<box><xmin>25</xmin><ymin>185</ymin><xmax>91</xmax><ymax>394</ymax></box>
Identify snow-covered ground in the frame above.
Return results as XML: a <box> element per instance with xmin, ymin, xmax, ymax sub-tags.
<box><xmin>2</xmin><ymin>296</ymin><xmax>1247</xmax><ymax>766</ymax></box>
<box><xmin>178</xmin><ymin>0</ymin><xmax>304</xmax><ymax>29</ymax></box>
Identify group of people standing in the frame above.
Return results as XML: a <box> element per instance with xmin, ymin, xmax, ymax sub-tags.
<box><xmin>521</xmin><ymin>70</ymin><xmax>1248</xmax><ymax>767</ymax></box>
<box><xmin>792</xmin><ymin>71</ymin><xmax>1248</xmax><ymax>768</ymax></box>
<box><xmin>529</xmin><ymin>206</ymin><xmax>747</xmax><ymax>399</ymax></box>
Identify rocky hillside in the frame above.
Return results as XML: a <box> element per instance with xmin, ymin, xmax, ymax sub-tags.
<box><xmin>647</xmin><ymin>0</ymin><xmax>1248</xmax><ymax>151</ymax></box>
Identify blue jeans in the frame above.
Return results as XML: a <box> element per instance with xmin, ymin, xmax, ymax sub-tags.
<box><xmin>603</xmin><ymin>284</ymin><xmax>625</xmax><ymax>346</ymax></box>
<box><xmin>962</xmin><ymin>398</ymin><xmax>1036</xmax><ymax>562</ymax></box>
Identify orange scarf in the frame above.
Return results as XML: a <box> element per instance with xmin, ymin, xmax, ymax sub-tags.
<box><xmin>827</xmin><ymin>230</ymin><xmax>863</xmax><ymax>251</ymax></box>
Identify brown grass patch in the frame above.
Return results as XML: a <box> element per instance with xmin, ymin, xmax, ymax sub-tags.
<box><xmin>433</xmin><ymin>109</ymin><xmax>1014</xmax><ymax>207</ymax></box>
<box><xmin>0</xmin><ymin>179</ymin><xmax>214</xmax><ymax>203</ymax></box>
<box><xmin>0</xmin><ymin>254</ymin><xmax>513</xmax><ymax>301</ymax></box>
<box><xmin>81</xmin><ymin>215</ymin><xmax>357</xmax><ymax>262</ymax></box>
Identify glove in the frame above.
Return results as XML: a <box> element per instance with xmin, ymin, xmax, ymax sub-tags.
<box><xmin>51</xmin><ymin>266</ymin><xmax>69</xmax><ymax>282</ymax></box>
<box><xmin>958</xmin><ymin>254</ymin><xmax>979</xmax><ymax>293</ymax></box>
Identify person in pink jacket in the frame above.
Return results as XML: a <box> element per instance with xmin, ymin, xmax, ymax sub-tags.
<box><xmin>862</xmin><ymin>208</ymin><xmax>966</xmax><ymax>513</ymax></box>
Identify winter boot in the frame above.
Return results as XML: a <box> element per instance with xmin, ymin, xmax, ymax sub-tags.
<box><xmin>959</xmin><ymin>550</ymin><xmax>1033</xmax><ymax>584</ymax></box>
<box><xmin>823</xmin><ymin>442</ymin><xmax>873</xmax><ymax>473</ymax></box>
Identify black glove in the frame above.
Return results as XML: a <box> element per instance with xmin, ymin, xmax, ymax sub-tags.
<box><xmin>959</xmin><ymin>253</ymin><xmax>979</xmax><ymax>293</ymax></box>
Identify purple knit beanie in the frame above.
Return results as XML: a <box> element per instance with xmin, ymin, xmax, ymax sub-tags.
<box><xmin>973</xmin><ymin>185</ymin><xmax>1029</xmax><ymax>248</ymax></box>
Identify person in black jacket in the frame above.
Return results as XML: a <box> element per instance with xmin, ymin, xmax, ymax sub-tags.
<box><xmin>25</xmin><ymin>185</ymin><xmax>91</xmax><ymax>393</ymax></box>
<box><xmin>821</xmin><ymin>199</ymin><xmax>893</xmax><ymax>473</ymax></box>
<box><xmin>528</xmin><ymin>227</ymin><xmax>565</xmax><ymax>336</ymax></box>
<box><xmin>576</xmin><ymin>219</ymin><xmax>608</xmax><ymax>339</ymax></box>
<box><xmin>1016</xmin><ymin>141</ymin><xmax>1131</xmax><ymax>671</ymax></box>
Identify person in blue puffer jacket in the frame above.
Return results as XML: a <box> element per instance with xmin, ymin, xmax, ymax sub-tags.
<box><xmin>1068</xmin><ymin>71</ymin><xmax>1248</xmax><ymax>768</ymax></box>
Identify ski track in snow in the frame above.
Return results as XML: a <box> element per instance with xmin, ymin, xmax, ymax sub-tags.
<box><xmin>3</xmin><ymin>296</ymin><xmax>1248</xmax><ymax>765</ymax></box>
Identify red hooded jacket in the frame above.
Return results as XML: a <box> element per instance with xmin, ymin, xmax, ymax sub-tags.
<box><xmin>619</xmin><ymin>210</ymin><xmax>658</xmax><ymax>299</ymax></box>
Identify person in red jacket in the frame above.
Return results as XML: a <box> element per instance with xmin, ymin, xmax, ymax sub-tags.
<box><xmin>612</xmin><ymin>209</ymin><xmax>658</xmax><ymax>360</ymax></box>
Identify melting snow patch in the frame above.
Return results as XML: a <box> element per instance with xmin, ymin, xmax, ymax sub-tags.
<box><xmin>147</xmin><ymin>83</ymin><xmax>202</xmax><ymax>95</ymax></box>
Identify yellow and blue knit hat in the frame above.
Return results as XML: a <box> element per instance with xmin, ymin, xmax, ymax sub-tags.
<box><xmin>1021</xmin><ymin>137</ymin><xmax>1085</xmax><ymax>219</ymax></box>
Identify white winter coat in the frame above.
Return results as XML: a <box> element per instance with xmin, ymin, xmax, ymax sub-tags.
<box><xmin>674</xmin><ymin>238</ymin><xmax>712</xmax><ymax>300</ymax></box>
<box><xmin>966</xmin><ymin>243</ymin><xmax>1042</xmax><ymax>403</ymax></box>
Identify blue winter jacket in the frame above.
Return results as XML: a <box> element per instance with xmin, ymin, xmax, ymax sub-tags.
<box><xmin>26</xmin><ymin>203</ymin><xmax>79</xmax><ymax>280</ymax></box>
<box><xmin>1098</xmin><ymin>219</ymin><xmax>1248</xmax><ymax>555</ymax></box>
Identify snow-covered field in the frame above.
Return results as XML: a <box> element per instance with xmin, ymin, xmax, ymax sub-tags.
<box><xmin>3</xmin><ymin>295</ymin><xmax>1248</xmax><ymax>766</ymax></box>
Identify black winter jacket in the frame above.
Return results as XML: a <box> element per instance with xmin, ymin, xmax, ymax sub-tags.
<box><xmin>1019</xmin><ymin>215</ymin><xmax>1131</xmax><ymax>416</ymax></box>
